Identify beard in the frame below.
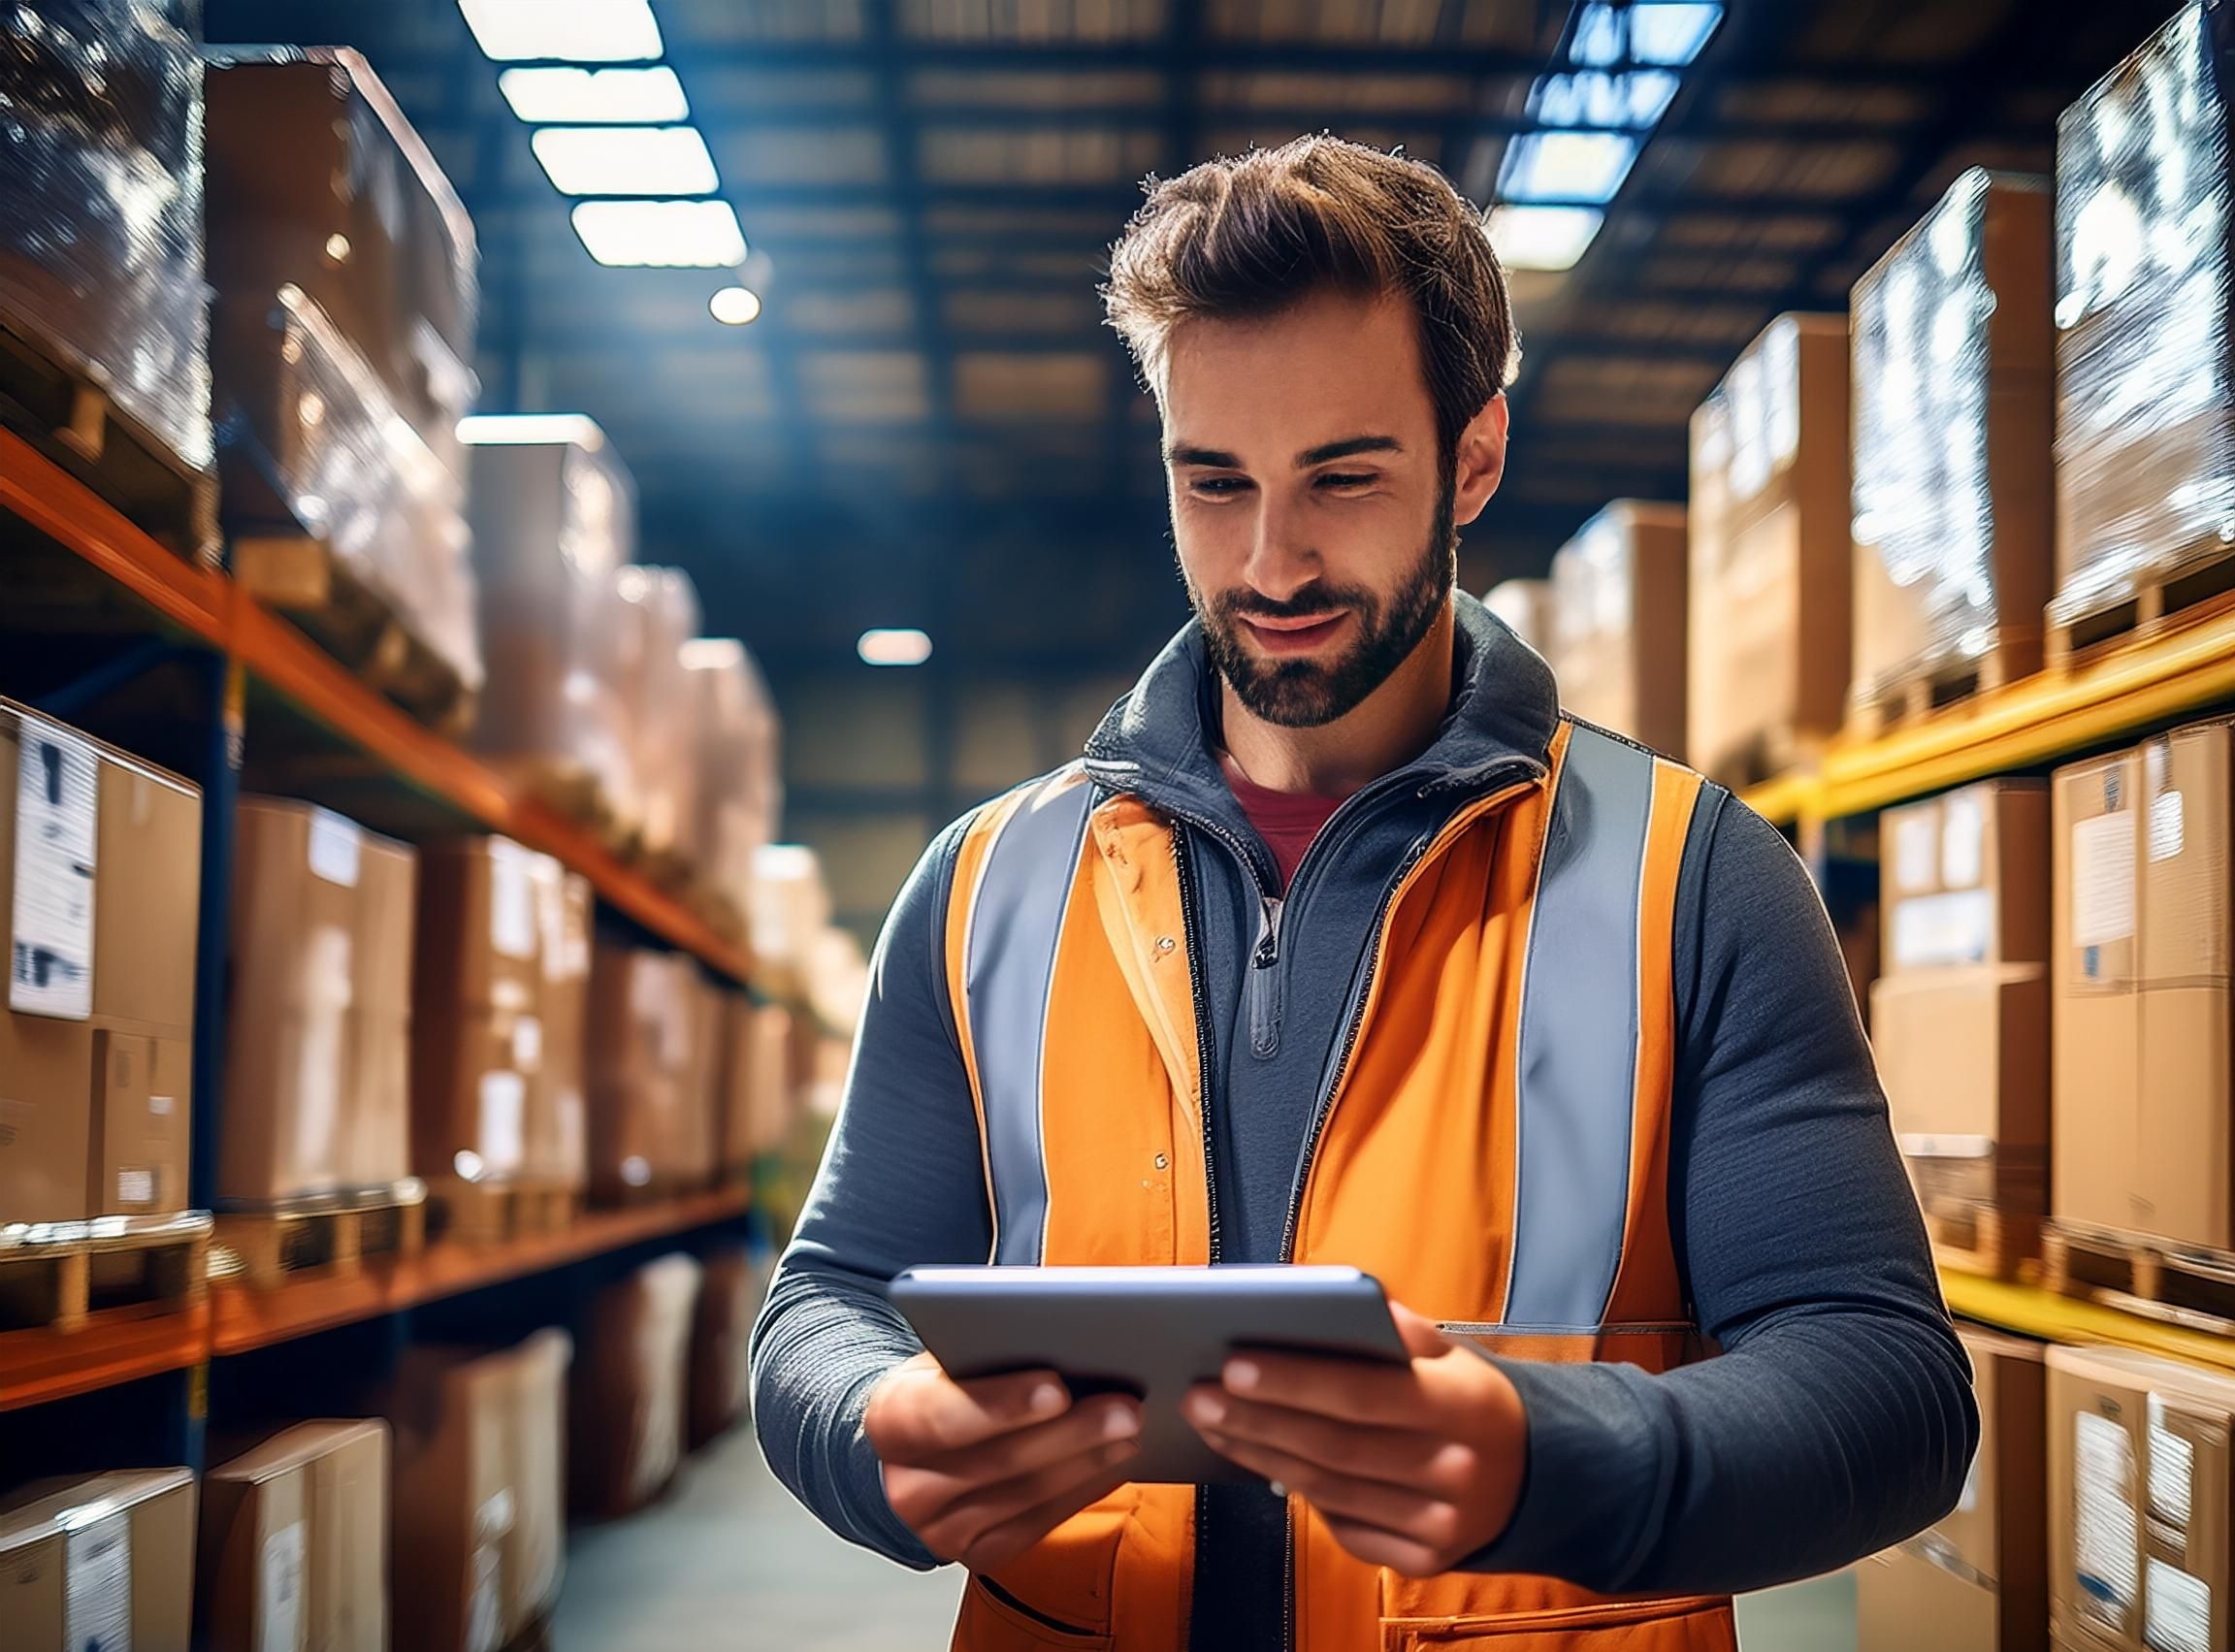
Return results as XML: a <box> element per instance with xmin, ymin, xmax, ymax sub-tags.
<box><xmin>1187</xmin><ymin>477</ymin><xmax>1456</xmax><ymax>729</ymax></box>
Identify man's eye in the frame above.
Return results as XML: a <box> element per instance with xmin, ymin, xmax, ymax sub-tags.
<box><xmin>1191</xmin><ymin>475</ymin><xmax>1250</xmax><ymax>496</ymax></box>
<box><xmin>1317</xmin><ymin>471</ymin><xmax>1375</xmax><ymax>490</ymax></box>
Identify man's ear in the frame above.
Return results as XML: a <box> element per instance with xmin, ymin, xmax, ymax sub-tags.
<box><xmin>1450</xmin><ymin>394</ymin><xmax>1509</xmax><ymax>529</ymax></box>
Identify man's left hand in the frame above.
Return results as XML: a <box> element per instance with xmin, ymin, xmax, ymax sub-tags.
<box><xmin>1182</xmin><ymin>1304</ymin><xmax>1527</xmax><ymax>1576</ymax></box>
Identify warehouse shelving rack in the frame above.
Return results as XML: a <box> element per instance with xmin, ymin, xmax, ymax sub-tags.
<box><xmin>1736</xmin><ymin>602</ymin><xmax>2235</xmax><ymax>1370</ymax></box>
<box><xmin>0</xmin><ymin>432</ymin><xmax>756</xmax><ymax>1470</ymax></box>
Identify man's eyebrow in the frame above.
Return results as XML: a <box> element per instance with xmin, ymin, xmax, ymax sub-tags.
<box><xmin>1164</xmin><ymin>442</ymin><xmax>1241</xmax><ymax>469</ymax></box>
<box><xmin>1297</xmin><ymin>435</ymin><xmax>1402</xmax><ymax>467</ymax></box>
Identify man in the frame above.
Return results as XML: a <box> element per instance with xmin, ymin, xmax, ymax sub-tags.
<box><xmin>754</xmin><ymin>137</ymin><xmax>1975</xmax><ymax>1650</ymax></box>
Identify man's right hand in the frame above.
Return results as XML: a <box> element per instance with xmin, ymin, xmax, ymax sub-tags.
<box><xmin>865</xmin><ymin>1351</ymin><xmax>1143</xmax><ymax>1571</ymax></box>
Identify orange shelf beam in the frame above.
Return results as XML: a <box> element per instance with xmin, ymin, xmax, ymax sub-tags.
<box><xmin>0</xmin><ymin>1299</ymin><xmax>211</xmax><ymax>1412</ymax></box>
<box><xmin>210</xmin><ymin>1187</ymin><xmax>751</xmax><ymax>1357</ymax></box>
<box><xmin>0</xmin><ymin>430</ymin><xmax>753</xmax><ymax>983</ymax></box>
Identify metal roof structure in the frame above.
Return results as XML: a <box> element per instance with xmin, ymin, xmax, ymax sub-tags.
<box><xmin>205</xmin><ymin>0</ymin><xmax>2166</xmax><ymax>677</ymax></box>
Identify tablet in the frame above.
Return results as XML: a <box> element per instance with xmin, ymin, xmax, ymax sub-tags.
<box><xmin>888</xmin><ymin>1264</ymin><xmax>1409</xmax><ymax>1484</ymax></box>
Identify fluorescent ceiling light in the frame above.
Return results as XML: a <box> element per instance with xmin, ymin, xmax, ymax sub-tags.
<box><xmin>458</xmin><ymin>412</ymin><xmax>607</xmax><ymax>449</ymax></box>
<box><xmin>459</xmin><ymin>0</ymin><xmax>661</xmax><ymax>61</ymax></box>
<box><xmin>709</xmin><ymin>286</ymin><xmax>762</xmax><ymax>325</ymax></box>
<box><xmin>1499</xmin><ymin>132</ymin><xmax>1639</xmax><ymax>204</ymax></box>
<box><xmin>858</xmin><ymin>629</ymin><xmax>933</xmax><ymax>667</ymax></box>
<box><xmin>1571</xmin><ymin>2</ymin><xmax>1722</xmax><ymax>68</ymax></box>
<box><xmin>499</xmin><ymin>66</ymin><xmax>687</xmax><ymax>123</ymax></box>
<box><xmin>1486</xmin><ymin>205</ymin><xmax>1604</xmax><ymax>272</ymax></box>
<box><xmin>533</xmin><ymin>126</ymin><xmax>719</xmax><ymax>197</ymax></box>
<box><xmin>571</xmin><ymin>200</ymin><xmax>747</xmax><ymax>267</ymax></box>
<box><xmin>1532</xmin><ymin>70</ymin><xmax>1680</xmax><ymax>129</ymax></box>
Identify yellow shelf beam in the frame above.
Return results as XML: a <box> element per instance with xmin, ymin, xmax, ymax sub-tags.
<box><xmin>1941</xmin><ymin>1270</ymin><xmax>2235</xmax><ymax>1375</ymax></box>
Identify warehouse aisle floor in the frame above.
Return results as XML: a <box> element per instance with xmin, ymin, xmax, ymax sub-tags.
<box><xmin>555</xmin><ymin>1427</ymin><xmax>1858</xmax><ymax>1651</ymax></box>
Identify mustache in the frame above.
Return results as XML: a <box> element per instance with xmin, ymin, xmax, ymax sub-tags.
<box><xmin>1213</xmin><ymin>584</ymin><xmax>1370</xmax><ymax>623</ymax></box>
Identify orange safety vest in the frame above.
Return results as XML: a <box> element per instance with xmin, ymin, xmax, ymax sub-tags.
<box><xmin>941</xmin><ymin>718</ymin><xmax>1737</xmax><ymax>1651</ymax></box>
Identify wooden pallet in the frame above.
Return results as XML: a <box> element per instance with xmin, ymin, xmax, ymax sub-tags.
<box><xmin>2039</xmin><ymin>1218</ymin><xmax>2235</xmax><ymax>1333</ymax></box>
<box><xmin>2051</xmin><ymin>543</ymin><xmax>2235</xmax><ymax>666</ymax></box>
<box><xmin>211</xmin><ymin>1179</ymin><xmax>428</xmax><ymax>1291</ymax></box>
<box><xmin>425</xmin><ymin>1176</ymin><xmax>582</xmax><ymax>1246</ymax></box>
<box><xmin>1922</xmin><ymin>1198</ymin><xmax>2034</xmax><ymax>1281</ymax></box>
<box><xmin>231</xmin><ymin>534</ymin><xmax>477</xmax><ymax>735</ymax></box>
<box><xmin>0</xmin><ymin>1213</ymin><xmax>212</xmax><ymax>1334</ymax></box>
<box><xmin>0</xmin><ymin>304</ymin><xmax>219</xmax><ymax>566</ymax></box>
<box><xmin>1845</xmin><ymin>645</ymin><xmax>2023</xmax><ymax>742</ymax></box>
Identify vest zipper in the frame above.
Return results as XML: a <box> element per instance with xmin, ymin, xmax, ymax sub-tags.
<box><xmin>1170</xmin><ymin>826</ymin><xmax>1223</xmax><ymax>1650</ymax></box>
<box><xmin>1247</xmin><ymin>894</ymin><xmax>1283</xmax><ymax>1057</ymax></box>
<box><xmin>1273</xmin><ymin>761</ymin><xmax>1543</xmax><ymax>1652</ymax></box>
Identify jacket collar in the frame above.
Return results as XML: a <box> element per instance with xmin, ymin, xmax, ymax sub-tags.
<box><xmin>1081</xmin><ymin>590</ymin><xmax>1559</xmax><ymax>834</ymax></box>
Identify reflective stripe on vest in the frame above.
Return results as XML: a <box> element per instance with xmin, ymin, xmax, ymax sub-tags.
<box><xmin>962</xmin><ymin>769</ymin><xmax>1095</xmax><ymax>1264</ymax></box>
<box><xmin>1505</xmin><ymin>721</ymin><xmax>1656</xmax><ymax>1330</ymax></box>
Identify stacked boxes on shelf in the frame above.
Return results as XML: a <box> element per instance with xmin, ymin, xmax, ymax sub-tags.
<box><xmin>412</xmin><ymin>838</ymin><xmax>593</xmax><ymax>1209</ymax></box>
<box><xmin>203</xmin><ymin>49</ymin><xmax>481</xmax><ymax>719</ymax></box>
<box><xmin>681</xmin><ymin>638</ymin><xmax>784</xmax><ymax>942</ymax></box>
<box><xmin>0</xmin><ymin>0</ymin><xmax>213</xmax><ymax>556</ymax></box>
<box><xmin>222</xmin><ymin>799</ymin><xmax>415</xmax><ymax>1203</ymax></box>
<box><xmin>1545</xmin><ymin>501</ymin><xmax>1688</xmax><ymax>760</ymax></box>
<box><xmin>2052</xmin><ymin>1</ymin><xmax>2235</xmax><ymax>651</ymax></box>
<box><xmin>197</xmin><ymin>1421</ymin><xmax>389</xmax><ymax>1652</ymax></box>
<box><xmin>1687</xmin><ymin>313</ymin><xmax>1852</xmax><ymax>789</ymax></box>
<box><xmin>1870</xmin><ymin>781</ymin><xmax>2051</xmax><ymax>1269</ymax></box>
<box><xmin>585</xmin><ymin>944</ymin><xmax>715</xmax><ymax>1201</ymax></box>
<box><xmin>1482</xmin><ymin>578</ymin><xmax>1555</xmax><ymax>658</ymax></box>
<box><xmin>1858</xmin><ymin>1328</ymin><xmax>2046</xmax><ymax>1651</ymax></box>
<box><xmin>1</xmin><ymin>702</ymin><xmax>201</xmax><ymax>1224</ymax></box>
<box><xmin>2053</xmin><ymin>721</ymin><xmax>2235</xmax><ymax>1251</ymax></box>
<box><xmin>1849</xmin><ymin>171</ymin><xmax>2055</xmax><ymax>723</ymax></box>
<box><xmin>0</xmin><ymin>1468</ymin><xmax>198</xmax><ymax>1650</ymax></box>
<box><xmin>618</xmin><ymin>567</ymin><xmax>704</xmax><ymax>872</ymax></box>
<box><xmin>572</xmin><ymin>1253</ymin><xmax>702</xmax><ymax>1519</ymax></box>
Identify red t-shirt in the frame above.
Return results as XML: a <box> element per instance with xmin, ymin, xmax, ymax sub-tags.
<box><xmin>1217</xmin><ymin>752</ymin><xmax>1344</xmax><ymax>892</ymax></box>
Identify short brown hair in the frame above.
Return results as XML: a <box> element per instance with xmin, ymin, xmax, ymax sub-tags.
<box><xmin>1103</xmin><ymin>136</ymin><xmax>1519</xmax><ymax>461</ymax></box>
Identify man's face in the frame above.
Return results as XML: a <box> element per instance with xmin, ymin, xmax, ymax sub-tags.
<box><xmin>1160</xmin><ymin>290</ymin><xmax>1456</xmax><ymax>729</ymax></box>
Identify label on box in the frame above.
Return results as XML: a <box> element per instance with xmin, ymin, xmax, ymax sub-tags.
<box><xmin>2152</xmin><ymin>791</ymin><xmax>2186</xmax><ymax>862</ymax></box>
<box><xmin>63</xmin><ymin>1511</ymin><xmax>129</xmax><ymax>1652</ymax></box>
<box><xmin>262</xmin><ymin>1519</ymin><xmax>307</xmax><ymax>1652</ymax></box>
<box><xmin>116</xmin><ymin>1168</ymin><xmax>154</xmax><ymax>1208</ymax></box>
<box><xmin>1942</xmin><ymin>793</ymin><xmax>1987</xmax><ymax>889</ymax></box>
<box><xmin>2148</xmin><ymin>1394</ymin><xmax>2195</xmax><ymax>1530</ymax></box>
<box><xmin>307</xmin><ymin>808</ymin><xmax>362</xmax><ymax>888</ymax></box>
<box><xmin>512</xmin><ymin>1015</ymin><xmax>543</xmax><ymax>1072</ymax></box>
<box><xmin>1899</xmin><ymin>1133</ymin><xmax>1995</xmax><ymax>1159</ymax></box>
<box><xmin>479</xmin><ymin>1071</ymin><xmax>527</xmax><ymax>1176</ymax></box>
<box><xmin>11</xmin><ymin>717</ymin><xmax>98</xmax><ymax>1020</ymax></box>
<box><xmin>1894</xmin><ymin>811</ymin><xmax>1939</xmax><ymax>894</ymax></box>
<box><xmin>1891</xmin><ymin>890</ymin><xmax>1994</xmax><ymax>969</ymax></box>
<box><xmin>488</xmin><ymin>839</ymin><xmax>538</xmax><ymax>961</ymax></box>
<box><xmin>2076</xmin><ymin>1410</ymin><xmax>2140</xmax><ymax>1630</ymax></box>
<box><xmin>149</xmin><ymin>1091</ymin><xmax>174</xmax><ymax>1118</ymax></box>
<box><xmin>2147</xmin><ymin>1558</ymin><xmax>2210</xmax><ymax>1652</ymax></box>
<box><xmin>2072</xmin><ymin>811</ymin><xmax>2138</xmax><ymax>948</ymax></box>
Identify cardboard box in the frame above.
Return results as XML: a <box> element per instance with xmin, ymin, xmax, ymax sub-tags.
<box><xmin>1871</xmin><ymin>967</ymin><xmax>2050</xmax><ymax>1214</ymax></box>
<box><xmin>199</xmin><ymin>1420</ymin><xmax>389</xmax><ymax>1652</ymax></box>
<box><xmin>1851</xmin><ymin>172</ymin><xmax>2054</xmax><ymax>704</ymax></box>
<box><xmin>225</xmin><ymin>799</ymin><xmax>415</xmax><ymax>1202</ymax></box>
<box><xmin>531</xmin><ymin>872</ymin><xmax>591</xmax><ymax>1189</ymax></box>
<box><xmin>1687</xmin><ymin>313</ymin><xmax>1852</xmax><ymax>787</ymax></box>
<box><xmin>2048</xmin><ymin>1344</ymin><xmax>2235</xmax><ymax>1652</ymax></box>
<box><xmin>2053</xmin><ymin>750</ymin><xmax>2145</xmax><ymax>1237</ymax></box>
<box><xmin>2</xmin><ymin>707</ymin><xmax>201</xmax><ymax>1223</ymax></box>
<box><xmin>1882</xmin><ymin>783</ymin><xmax>2052</xmax><ymax>972</ymax></box>
<box><xmin>1547</xmin><ymin>501</ymin><xmax>1688</xmax><ymax>760</ymax></box>
<box><xmin>0</xmin><ymin>1468</ymin><xmax>197</xmax><ymax>1652</ymax></box>
<box><xmin>1860</xmin><ymin>1327</ymin><xmax>2046</xmax><ymax>1652</ymax></box>
<box><xmin>691</xmin><ymin>1247</ymin><xmax>762</xmax><ymax>1448</ymax></box>
<box><xmin>586</xmin><ymin>945</ymin><xmax>699</xmax><ymax>1197</ymax></box>
<box><xmin>572</xmin><ymin>1253</ymin><xmax>702</xmax><ymax>1518</ymax></box>
<box><xmin>716</xmin><ymin>996</ymin><xmax>794</xmax><ymax>1173</ymax></box>
<box><xmin>500</xmin><ymin>1328</ymin><xmax>572</xmax><ymax>1636</ymax></box>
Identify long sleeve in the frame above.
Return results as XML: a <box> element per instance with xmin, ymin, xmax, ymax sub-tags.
<box><xmin>1470</xmin><ymin>791</ymin><xmax>1980</xmax><ymax>1592</ymax></box>
<box><xmin>749</xmin><ymin>816</ymin><xmax>991</xmax><ymax>1569</ymax></box>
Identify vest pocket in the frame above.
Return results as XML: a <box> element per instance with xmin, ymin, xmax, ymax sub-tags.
<box><xmin>1379</xmin><ymin>1596</ymin><xmax>1736</xmax><ymax>1650</ymax></box>
<box><xmin>958</xmin><ymin>1574</ymin><xmax>1117</xmax><ymax>1649</ymax></box>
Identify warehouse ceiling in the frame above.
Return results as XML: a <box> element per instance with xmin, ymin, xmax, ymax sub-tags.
<box><xmin>203</xmin><ymin>0</ymin><xmax>2165</xmax><ymax>676</ymax></box>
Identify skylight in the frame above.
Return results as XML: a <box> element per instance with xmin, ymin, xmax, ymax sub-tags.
<box><xmin>1531</xmin><ymin>70</ymin><xmax>1681</xmax><ymax>130</ymax></box>
<box><xmin>1570</xmin><ymin>2</ymin><xmax>1723</xmax><ymax>68</ymax></box>
<box><xmin>531</xmin><ymin>126</ymin><xmax>720</xmax><ymax>196</ymax></box>
<box><xmin>458</xmin><ymin>0</ymin><xmax>663</xmax><ymax>62</ymax></box>
<box><xmin>1500</xmin><ymin>132</ymin><xmax>1640</xmax><ymax>205</ymax></box>
<box><xmin>570</xmin><ymin>201</ymin><xmax>748</xmax><ymax>268</ymax></box>
<box><xmin>1487</xmin><ymin>206</ymin><xmax>1607</xmax><ymax>272</ymax></box>
<box><xmin>498</xmin><ymin>66</ymin><xmax>688</xmax><ymax>124</ymax></box>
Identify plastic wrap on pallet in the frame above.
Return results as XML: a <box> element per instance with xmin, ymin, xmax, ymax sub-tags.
<box><xmin>462</xmin><ymin>416</ymin><xmax>643</xmax><ymax>834</ymax></box>
<box><xmin>205</xmin><ymin>45</ymin><xmax>477</xmax><ymax>479</ymax></box>
<box><xmin>0</xmin><ymin>0</ymin><xmax>212</xmax><ymax>472</ymax></box>
<box><xmin>1852</xmin><ymin>171</ymin><xmax>2001</xmax><ymax>693</ymax></box>
<box><xmin>222</xmin><ymin>284</ymin><xmax>481</xmax><ymax>696</ymax></box>
<box><xmin>680</xmin><ymin>638</ymin><xmax>783</xmax><ymax>928</ymax></box>
<box><xmin>750</xmin><ymin>844</ymin><xmax>831</xmax><ymax>1002</ymax></box>
<box><xmin>618</xmin><ymin>567</ymin><xmax>704</xmax><ymax>867</ymax></box>
<box><xmin>2054</xmin><ymin>0</ymin><xmax>2235</xmax><ymax>624</ymax></box>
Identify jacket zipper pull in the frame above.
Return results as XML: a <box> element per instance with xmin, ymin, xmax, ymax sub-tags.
<box><xmin>1253</xmin><ymin>895</ymin><xmax>1282</xmax><ymax>968</ymax></box>
<box><xmin>1249</xmin><ymin>896</ymin><xmax>1283</xmax><ymax>1058</ymax></box>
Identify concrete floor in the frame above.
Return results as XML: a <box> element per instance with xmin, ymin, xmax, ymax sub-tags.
<box><xmin>555</xmin><ymin>1429</ymin><xmax>1856</xmax><ymax>1650</ymax></box>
